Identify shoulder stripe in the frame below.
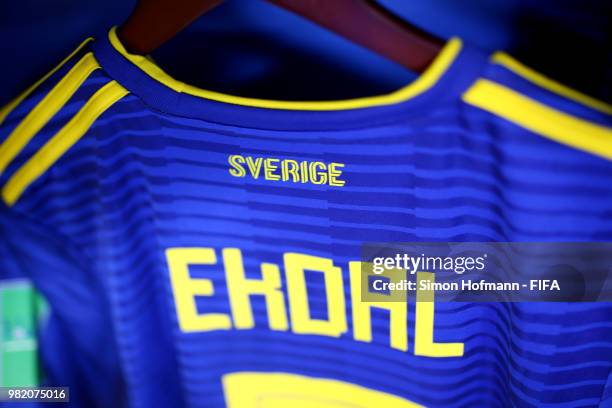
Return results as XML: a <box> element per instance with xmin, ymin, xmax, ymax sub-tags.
<box><xmin>0</xmin><ymin>37</ymin><xmax>93</xmax><ymax>126</ymax></box>
<box><xmin>0</xmin><ymin>52</ymin><xmax>100</xmax><ymax>176</ymax></box>
<box><xmin>462</xmin><ymin>79</ymin><xmax>612</xmax><ymax>161</ymax></box>
<box><xmin>2</xmin><ymin>81</ymin><xmax>128</xmax><ymax>206</ymax></box>
<box><xmin>491</xmin><ymin>52</ymin><xmax>612</xmax><ymax>115</ymax></box>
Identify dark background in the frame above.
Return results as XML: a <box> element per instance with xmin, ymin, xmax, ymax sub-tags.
<box><xmin>0</xmin><ymin>0</ymin><xmax>610</xmax><ymax>106</ymax></box>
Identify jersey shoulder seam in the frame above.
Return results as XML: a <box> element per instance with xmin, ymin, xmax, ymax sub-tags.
<box><xmin>490</xmin><ymin>51</ymin><xmax>612</xmax><ymax>115</ymax></box>
<box><xmin>462</xmin><ymin>78</ymin><xmax>612</xmax><ymax>161</ymax></box>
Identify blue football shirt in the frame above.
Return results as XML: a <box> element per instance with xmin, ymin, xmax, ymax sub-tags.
<box><xmin>1</xmin><ymin>27</ymin><xmax>611</xmax><ymax>407</ymax></box>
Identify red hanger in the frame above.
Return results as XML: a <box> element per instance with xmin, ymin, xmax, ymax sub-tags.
<box><xmin>118</xmin><ymin>0</ymin><xmax>444</xmax><ymax>73</ymax></box>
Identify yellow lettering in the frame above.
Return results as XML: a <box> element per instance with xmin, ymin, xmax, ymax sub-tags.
<box><xmin>415</xmin><ymin>272</ymin><xmax>464</xmax><ymax>357</ymax></box>
<box><xmin>281</xmin><ymin>159</ymin><xmax>300</xmax><ymax>182</ymax></box>
<box><xmin>228</xmin><ymin>154</ymin><xmax>246</xmax><ymax>177</ymax></box>
<box><xmin>167</xmin><ymin>246</ymin><xmax>464</xmax><ymax>359</ymax></box>
<box><xmin>245</xmin><ymin>157</ymin><xmax>263</xmax><ymax>179</ymax></box>
<box><xmin>309</xmin><ymin>162</ymin><xmax>328</xmax><ymax>185</ymax></box>
<box><xmin>229</xmin><ymin>155</ymin><xmax>345</xmax><ymax>187</ymax></box>
<box><xmin>284</xmin><ymin>253</ymin><xmax>347</xmax><ymax>337</ymax></box>
<box><xmin>299</xmin><ymin>161</ymin><xmax>309</xmax><ymax>183</ymax></box>
<box><xmin>349</xmin><ymin>262</ymin><xmax>408</xmax><ymax>351</ymax></box>
<box><xmin>264</xmin><ymin>158</ymin><xmax>281</xmax><ymax>181</ymax></box>
<box><xmin>223</xmin><ymin>248</ymin><xmax>288</xmax><ymax>331</ymax></box>
<box><xmin>166</xmin><ymin>248</ymin><xmax>231</xmax><ymax>332</ymax></box>
<box><xmin>328</xmin><ymin>163</ymin><xmax>345</xmax><ymax>186</ymax></box>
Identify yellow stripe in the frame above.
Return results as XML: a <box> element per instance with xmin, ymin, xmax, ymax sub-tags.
<box><xmin>2</xmin><ymin>81</ymin><xmax>128</xmax><ymax>206</ymax></box>
<box><xmin>491</xmin><ymin>52</ymin><xmax>612</xmax><ymax>115</ymax></box>
<box><xmin>0</xmin><ymin>37</ymin><xmax>93</xmax><ymax>125</ymax></box>
<box><xmin>108</xmin><ymin>26</ymin><xmax>462</xmax><ymax>111</ymax></box>
<box><xmin>462</xmin><ymin>79</ymin><xmax>612</xmax><ymax>161</ymax></box>
<box><xmin>0</xmin><ymin>53</ymin><xmax>100</xmax><ymax>176</ymax></box>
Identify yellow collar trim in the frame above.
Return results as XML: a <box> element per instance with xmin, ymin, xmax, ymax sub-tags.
<box><xmin>108</xmin><ymin>26</ymin><xmax>462</xmax><ymax>111</ymax></box>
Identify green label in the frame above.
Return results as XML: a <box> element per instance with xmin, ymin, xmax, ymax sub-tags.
<box><xmin>0</xmin><ymin>280</ymin><xmax>41</xmax><ymax>387</ymax></box>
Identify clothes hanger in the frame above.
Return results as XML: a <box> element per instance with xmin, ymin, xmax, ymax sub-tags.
<box><xmin>118</xmin><ymin>0</ymin><xmax>444</xmax><ymax>73</ymax></box>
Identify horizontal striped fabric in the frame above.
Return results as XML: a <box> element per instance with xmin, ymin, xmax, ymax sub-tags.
<box><xmin>0</xmin><ymin>29</ymin><xmax>611</xmax><ymax>408</ymax></box>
